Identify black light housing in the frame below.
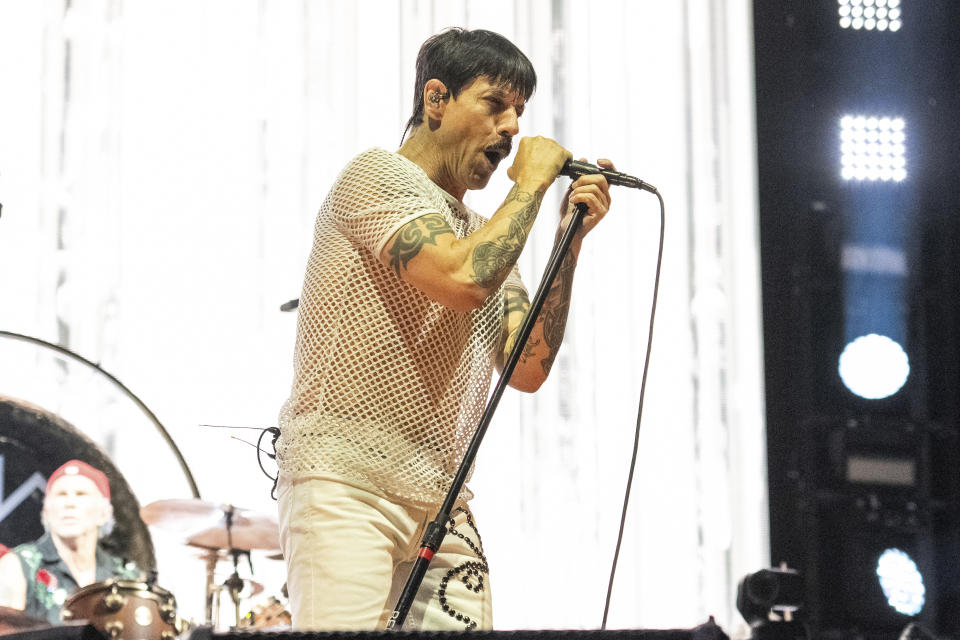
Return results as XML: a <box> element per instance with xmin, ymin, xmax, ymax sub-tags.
<box><xmin>736</xmin><ymin>567</ymin><xmax>808</xmax><ymax>640</ymax></box>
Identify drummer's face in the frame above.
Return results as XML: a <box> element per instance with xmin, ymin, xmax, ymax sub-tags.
<box><xmin>43</xmin><ymin>475</ymin><xmax>111</xmax><ymax>539</ymax></box>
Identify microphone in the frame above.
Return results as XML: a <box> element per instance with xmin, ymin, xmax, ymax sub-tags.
<box><xmin>560</xmin><ymin>159</ymin><xmax>657</xmax><ymax>193</ymax></box>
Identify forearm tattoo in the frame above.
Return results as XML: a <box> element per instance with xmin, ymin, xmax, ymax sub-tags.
<box><xmin>521</xmin><ymin>335</ymin><xmax>541</xmax><ymax>362</ymax></box>
<box><xmin>502</xmin><ymin>286</ymin><xmax>535</xmax><ymax>366</ymax></box>
<box><xmin>388</xmin><ymin>213</ymin><xmax>455</xmax><ymax>278</ymax></box>
<box><xmin>500</xmin><ymin>252</ymin><xmax>576</xmax><ymax>377</ymax></box>
<box><xmin>471</xmin><ymin>184</ymin><xmax>544</xmax><ymax>287</ymax></box>
<box><xmin>538</xmin><ymin>250</ymin><xmax>576</xmax><ymax>376</ymax></box>
<box><xmin>503</xmin><ymin>286</ymin><xmax>529</xmax><ymax>316</ymax></box>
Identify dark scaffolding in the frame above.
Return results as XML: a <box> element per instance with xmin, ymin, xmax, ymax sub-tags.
<box><xmin>754</xmin><ymin>1</ymin><xmax>960</xmax><ymax>638</ymax></box>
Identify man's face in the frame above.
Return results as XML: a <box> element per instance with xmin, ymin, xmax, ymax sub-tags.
<box><xmin>435</xmin><ymin>76</ymin><xmax>525</xmax><ymax>194</ymax></box>
<box><xmin>42</xmin><ymin>475</ymin><xmax>110</xmax><ymax>540</ymax></box>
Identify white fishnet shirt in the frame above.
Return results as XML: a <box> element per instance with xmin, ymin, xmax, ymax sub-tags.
<box><xmin>277</xmin><ymin>147</ymin><xmax>526</xmax><ymax>507</ymax></box>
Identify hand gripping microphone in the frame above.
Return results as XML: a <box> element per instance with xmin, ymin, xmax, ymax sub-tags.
<box><xmin>560</xmin><ymin>159</ymin><xmax>658</xmax><ymax>193</ymax></box>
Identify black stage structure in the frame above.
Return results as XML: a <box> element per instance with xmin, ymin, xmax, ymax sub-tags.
<box><xmin>0</xmin><ymin>623</ymin><xmax>728</xmax><ymax>640</ymax></box>
<box><xmin>755</xmin><ymin>1</ymin><xmax>960</xmax><ymax>638</ymax></box>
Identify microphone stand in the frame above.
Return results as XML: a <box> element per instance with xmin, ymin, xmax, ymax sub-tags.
<box><xmin>386</xmin><ymin>202</ymin><xmax>589</xmax><ymax>630</ymax></box>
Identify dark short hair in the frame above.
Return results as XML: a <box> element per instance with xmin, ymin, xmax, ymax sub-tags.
<box><xmin>403</xmin><ymin>28</ymin><xmax>537</xmax><ymax>138</ymax></box>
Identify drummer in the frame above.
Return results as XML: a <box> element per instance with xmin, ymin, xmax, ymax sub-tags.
<box><xmin>0</xmin><ymin>460</ymin><xmax>141</xmax><ymax>625</ymax></box>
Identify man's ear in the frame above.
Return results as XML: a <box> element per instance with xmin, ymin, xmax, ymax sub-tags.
<box><xmin>423</xmin><ymin>79</ymin><xmax>450</xmax><ymax>124</ymax></box>
<box><xmin>97</xmin><ymin>497</ymin><xmax>114</xmax><ymax>528</ymax></box>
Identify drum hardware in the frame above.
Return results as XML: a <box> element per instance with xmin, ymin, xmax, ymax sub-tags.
<box><xmin>201</xmin><ymin>548</ymin><xmax>221</xmax><ymax>629</ymax></box>
<box><xmin>218</xmin><ymin>575</ymin><xmax>264</xmax><ymax>600</ymax></box>
<box><xmin>103</xmin><ymin>583</ymin><xmax>127</xmax><ymax>612</ymax></box>
<box><xmin>62</xmin><ymin>579</ymin><xmax>180</xmax><ymax>640</ymax></box>
<box><xmin>141</xmin><ymin>498</ymin><xmax>280</xmax><ymax>630</ymax></box>
<box><xmin>196</xmin><ymin>545</ymin><xmax>251</xmax><ymax>628</ymax></box>
<box><xmin>221</xmin><ymin>526</ymin><xmax>245</xmax><ymax>631</ymax></box>
<box><xmin>104</xmin><ymin>620</ymin><xmax>123</xmax><ymax>638</ymax></box>
<box><xmin>103</xmin><ymin>594</ymin><xmax>124</xmax><ymax>613</ymax></box>
<box><xmin>199</xmin><ymin>553</ymin><xmax>270</xmax><ymax>628</ymax></box>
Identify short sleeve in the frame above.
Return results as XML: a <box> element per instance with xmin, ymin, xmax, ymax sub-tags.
<box><xmin>327</xmin><ymin>148</ymin><xmax>447</xmax><ymax>256</ymax></box>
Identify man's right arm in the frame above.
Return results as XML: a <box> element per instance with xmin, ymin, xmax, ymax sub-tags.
<box><xmin>378</xmin><ymin>136</ymin><xmax>570</xmax><ymax>312</ymax></box>
<box><xmin>0</xmin><ymin>552</ymin><xmax>27</xmax><ymax>609</ymax></box>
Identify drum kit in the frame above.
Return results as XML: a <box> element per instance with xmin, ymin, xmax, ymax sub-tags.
<box><xmin>139</xmin><ymin>498</ymin><xmax>287</xmax><ymax>632</ymax></box>
<box><xmin>0</xmin><ymin>499</ymin><xmax>290</xmax><ymax>639</ymax></box>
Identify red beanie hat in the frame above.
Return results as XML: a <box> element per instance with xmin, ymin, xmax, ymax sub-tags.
<box><xmin>46</xmin><ymin>460</ymin><xmax>111</xmax><ymax>499</ymax></box>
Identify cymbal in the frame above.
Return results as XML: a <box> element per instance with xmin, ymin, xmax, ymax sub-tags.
<box><xmin>141</xmin><ymin>499</ymin><xmax>280</xmax><ymax>551</ymax></box>
<box><xmin>192</xmin><ymin>547</ymin><xmax>284</xmax><ymax>565</ymax></box>
<box><xmin>0</xmin><ymin>606</ymin><xmax>49</xmax><ymax>633</ymax></box>
<box><xmin>185</xmin><ymin>525</ymin><xmax>279</xmax><ymax>552</ymax></box>
<box><xmin>141</xmin><ymin>499</ymin><xmax>274</xmax><ymax>530</ymax></box>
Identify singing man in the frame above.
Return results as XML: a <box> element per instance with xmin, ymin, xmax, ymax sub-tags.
<box><xmin>275</xmin><ymin>27</ymin><xmax>616</xmax><ymax>630</ymax></box>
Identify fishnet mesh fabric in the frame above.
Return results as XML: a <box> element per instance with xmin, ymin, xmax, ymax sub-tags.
<box><xmin>277</xmin><ymin>148</ymin><xmax>525</xmax><ymax>507</ymax></box>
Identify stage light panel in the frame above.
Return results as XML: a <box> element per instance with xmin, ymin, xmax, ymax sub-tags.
<box><xmin>838</xmin><ymin>0</ymin><xmax>902</xmax><ymax>31</ymax></box>
<box><xmin>838</xmin><ymin>334</ymin><xmax>910</xmax><ymax>399</ymax></box>
<box><xmin>840</xmin><ymin>115</ymin><xmax>907</xmax><ymax>182</ymax></box>
<box><xmin>876</xmin><ymin>548</ymin><xmax>925</xmax><ymax>616</ymax></box>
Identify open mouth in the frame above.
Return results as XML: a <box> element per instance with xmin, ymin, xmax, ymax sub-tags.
<box><xmin>483</xmin><ymin>139</ymin><xmax>512</xmax><ymax>170</ymax></box>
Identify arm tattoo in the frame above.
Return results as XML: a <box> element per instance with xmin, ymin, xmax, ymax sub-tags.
<box><xmin>521</xmin><ymin>334</ymin><xmax>541</xmax><ymax>361</ymax></box>
<box><xmin>500</xmin><ymin>257</ymin><xmax>576</xmax><ymax>377</ymax></box>
<box><xmin>538</xmin><ymin>250</ymin><xmax>576</xmax><ymax>376</ymax></box>
<box><xmin>387</xmin><ymin>213</ymin><xmax>455</xmax><ymax>278</ymax></box>
<box><xmin>471</xmin><ymin>184</ymin><xmax>544</xmax><ymax>287</ymax></box>
<box><xmin>500</xmin><ymin>285</ymin><xmax>531</xmax><ymax>368</ymax></box>
<box><xmin>503</xmin><ymin>285</ymin><xmax>529</xmax><ymax>315</ymax></box>
<box><xmin>504</xmin><ymin>323</ymin><xmax>541</xmax><ymax>368</ymax></box>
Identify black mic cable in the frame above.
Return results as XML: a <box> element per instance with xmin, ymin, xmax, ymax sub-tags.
<box><xmin>598</xmin><ymin>188</ymin><xmax>664</xmax><ymax>628</ymax></box>
<box><xmin>600</xmin><ymin>187</ymin><xmax>663</xmax><ymax>629</ymax></box>
<box><xmin>557</xmin><ymin>162</ymin><xmax>663</xmax><ymax>628</ymax></box>
<box><xmin>552</xmin><ymin>159</ymin><xmax>664</xmax><ymax>626</ymax></box>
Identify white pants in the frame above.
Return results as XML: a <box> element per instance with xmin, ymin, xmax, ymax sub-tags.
<box><xmin>277</xmin><ymin>475</ymin><xmax>492</xmax><ymax>631</ymax></box>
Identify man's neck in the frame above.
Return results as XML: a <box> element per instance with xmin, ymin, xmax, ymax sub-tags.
<box><xmin>398</xmin><ymin>128</ymin><xmax>466</xmax><ymax>201</ymax></box>
<box><xmin>51</xmin><ymin>531</ymin><xmax>99</xmax><ymax>585</ymax></box>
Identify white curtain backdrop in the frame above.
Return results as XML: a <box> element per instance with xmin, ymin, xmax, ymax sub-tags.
<box><xmin>0</xmin><ymin>0</ymin><xmax>767</xmax><ymax>633</ymax></box>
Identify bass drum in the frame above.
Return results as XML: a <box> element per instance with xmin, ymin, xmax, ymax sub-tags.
<box><xmin>0</xmin><ymin>394</ymin><xmax>156</xmax><ymax>571</ymax></box>
<box><xmin>62</xmin><ymin>579</ymin><xmax>179</xmax><ymax>640</ymax></box>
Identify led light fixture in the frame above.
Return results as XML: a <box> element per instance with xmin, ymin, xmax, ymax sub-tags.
<box><xmin>840</xmin><ymin>115</ymin><xmax>907</xmax><ymax>182</ymax></box>
<box><xmin>838</xmin><ymin>0</ymin><xmax>902</xmax><ymax>32</ymax></box>
<box><xmin>838</xmin><ymin>333</ymin><xmax>910</xmax><ymax>399</ymax></box>
<box><xmin>876</xmin><ymin>548</ymin><xmax>925</xmax><ymax>616</ymax></box>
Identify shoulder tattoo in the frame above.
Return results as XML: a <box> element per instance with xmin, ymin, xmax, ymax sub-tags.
<box><xmin>387</xmin><ymin>213</ymin><xmax>455</xmax><ymax>278</ymax></box>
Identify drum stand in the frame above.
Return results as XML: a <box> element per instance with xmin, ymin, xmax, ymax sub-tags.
<box><xmin>200</xmin><ymin>505</ymin><xmax>250</xmax><ymax>629</ymax></box>
<box><xmin>203</xmin><ymin>551</ymin><xmax>220</xmax><ymax>627</ymax></box>
<box><xmin>223</xmin><ymin>549</ymin><xmax>247</xmax><ymax>628</ymax></box>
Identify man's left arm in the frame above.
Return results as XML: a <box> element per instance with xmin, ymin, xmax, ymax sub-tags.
<box><xmin>496</xmin><ymin>161</ymin><xmax>614</xmax><ymax>392</ymax></box>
